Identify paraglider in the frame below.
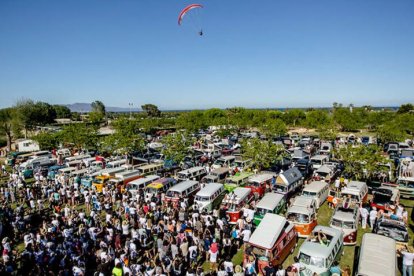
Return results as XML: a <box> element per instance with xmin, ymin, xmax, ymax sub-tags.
<box><xmin>178</xmin><ymin>4</ymin><xmax>204</xmax><ymax>36</ymax></box>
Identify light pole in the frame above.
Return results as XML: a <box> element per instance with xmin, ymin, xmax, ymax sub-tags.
<box><xmin>129</xmin><ymin>103</ymin><xmax>133</xmax><ymax>119</ymax></box>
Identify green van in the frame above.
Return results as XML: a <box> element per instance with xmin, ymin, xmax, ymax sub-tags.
<box><xmin>253</xmin><ymin>192</ymin><xmax>286</xmax><ymax>226</ymax></box>
<box><xmin>223</xmin><ymin>171</ymin><xmax>254</xmax><ymax>192</ymax></box>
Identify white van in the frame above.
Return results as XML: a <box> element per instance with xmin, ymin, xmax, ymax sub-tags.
<box><xmin>291</xmin><ymin>195</ymin><xmax>317</xmax><ymax>214</ymax></box>
<box><xmin>58</xmin><ymin>167</ymin><xmax>77</xmax><ymax>175</ymax></box>
<box><xmin>65</xmin><ymin>154</ymin><xmax>91</xmax><ymax>163</ymax></box>
<box><xmin>301</xmin><ymin>181</ymin><xmax>329</xmax><ymax>209</ymax></box>
<box><xmin>193</xmin><ymin>183</ymin><xmax>225</xmax><ymax>213</ymax></box>
<box><xmin>297</xmin><ymin>226</ymin><xmax>344</xmax><ymax>275</ymax></box>
<box><xmin>355</xmin><ymin>233</ymin><xmax>397</xmax><ymax>276</ymax></box>
<box><xmin>127</xmin><ymin>175</ymin><xmax>160</xmax><ymax>196</ymax></box>
<box><xmin>137</xmin><ymin>163</ymin><xmax>163</xmax><ymax>175</ymax></box>
<box><xmin>310</xmin><ymin>155</ymin><xmax>329</xmax><ymax>170</ymax></box>
<box><xmin>106</xmin><ymin>159</ymin><xmax>127</xmax><ymax>169</ymax></box>
<box><xmin>177</xmin><ymin>166</ymin><xmax>207</xmax><ymax>181</ymax></box>
<box><xmin>212</xmin><ymin>155</ymin><xmax>236</xmax><ymax>169</ymax></box>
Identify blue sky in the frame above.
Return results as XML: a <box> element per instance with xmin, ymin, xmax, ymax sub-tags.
<box><xmin>0</xmin><ymin>0</ymin><xmax>413</xmax><ymax>110</ymax></box>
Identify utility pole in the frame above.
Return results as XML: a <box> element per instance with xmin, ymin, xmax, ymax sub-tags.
<box><xmin>129</xmin><ymin>103</ymin><xmax>133</xmax><ymax>119</ymax></box>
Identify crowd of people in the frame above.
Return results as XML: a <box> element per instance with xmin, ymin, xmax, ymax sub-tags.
<box><xmin>0</xmin><ymin>160</ymin><xmax>308</xmax><ymax>276</ymax></box>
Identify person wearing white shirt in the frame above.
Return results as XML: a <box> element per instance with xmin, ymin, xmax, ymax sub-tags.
<box><xmin>359</xmin><ymin>205</ymin><xmax>369</xmax><ymax>229</ymax></box>
<box><xmin>399</xmin><ymin>246</ymin><xmax>414</xmax><ymax>276</ymax></box>
<box><xmin>369</xmin><ymin>207</ymin><xmax>377</xmax><ymax>229</ymax></box>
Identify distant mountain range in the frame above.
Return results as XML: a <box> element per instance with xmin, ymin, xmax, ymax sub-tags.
<box><xmin>65</xmin><ymin>103</ymin><xmax>141</xmax><ymax>113</ymax></box>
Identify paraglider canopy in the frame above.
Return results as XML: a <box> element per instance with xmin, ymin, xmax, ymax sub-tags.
<box><xmin>178</xmin><ymin>4</ymin><xmax>204</xmax><ymax>36</ymax></box>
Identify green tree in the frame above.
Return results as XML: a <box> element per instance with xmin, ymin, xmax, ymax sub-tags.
<box><xmin>58</xmin><ymin>123</ymin><xmax>99</xmax><ymax>150</ymax></box>
<box><xmin>334</xmin><ymin>144</ymin><xmax>389</xmax><ymax>180</ymax></box>
<box><xmin>397</xmin><ymin>103</ymin><xmax>414</xmax><ymax>114</ymax></box>
<box><xmin>161</xmin><ymin>132</ymin><xmax>194</xmax><ymax>163</ymax></box>
<box><xmin>333</xmin><ymin>107</ymin><xmax>360</xmax><ymax>131</ymax></box>
<box><xmin>0</xmin><ymin>108</ymin><xmax>17</xmax><ymax>151</ymax></box>
<box><xmin>32</xmin><ymin>131</ymin><xmax>59</xmax><ymax>150</ymax></box>
<box><xmin>305</xmin><ymin>110</ymin><xmax>330</xmax><ymax>129</ymax></box>
<box><xmin>241</xmin><ymin>138</ymin><xmax>286</xmax><ymax>170</ymax></box>
<box><xmin>283</xmin><ymin>109</ymin><xmax>306</xmax><ymax>127</ymax></box>
<box><xmin>15</xmin><ymin>100</ymin><xmax>57</xmax><ymax>137</ymax></box>
<box><xmin>91</xmin><ymin>100</ymin><xmax>106</xmax><ymax>115</ymax></box>
<box><xmin>141</xmin><ymin>104</ymin><xmax>161</xmax><ymax>117</ymax></box>
<box><xmin>101</xmin><ymin>117</ymin><xmax>145</xmax><ymax>154</ymax></box>
<box><xmin>176</xmin><ymin>111</ymin><xmax>207</xmax><ymax>132</ymax></box>
<box><xmin>53</xmin><ymin>105</ymin><xmax>72</xmax><ymax>118</ymax></box>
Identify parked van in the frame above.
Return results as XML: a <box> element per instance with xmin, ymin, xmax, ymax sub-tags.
<box><xmin>165</xmin><ymin>180</ymin><xmax>200</xmax><ymax>207</ymax></box>
<box><xmin>177</xmin><ymin>166</ymin><xmax>207</xmax><ymax>181</ymax></box>
<box><xmin>310</xmin><ymin>155</ymin><xmax>329</xmax><ymax>170</ymax></box>
<box><xmin>107</xmin><ymin>170</ymin><xmax>142</xmax><ymax>189</ymax></box>
<box><xmin>201</xmin><ymin>167</ymin><xmax>231</xmax><ymax>184</ymax></box>
<box><xmin>137</xmin><ymin>163</ymin><xmax>163</xmax><ymax>176</ymax></box>
<box><xmin>274</xmin><ymin>167</ymin><xmax>303</xmax><ymax>199</ymax></box>
<box><xmin>286</xmin><ymin>205</ymin><xmax>318</xmax><ymax>238</ymax></box>
<box><xmin>329</xmin><ymin>203</ymin><xmax>360</xmax><ymax>245</ymax></box>
<box><xmin>193</xmin><ymin>183</ymin><xmax>225</xmax><ymax>213</ymax></box>
<box><xmin>106</xmin><ymin>159</ymin><xmax>127</xmax><ymax>169</ymax></box>
<box><xmin>395</xmin><ymin>176</ymin><xmax>414</xmax><ymax>199</ymax></box>
<box><xmin>145</xmin><ymin>178</ymin><xmax>177</xmax><ymax>201</ymax></box>
<box><xmin>301</xmin><ymin>181</ymin><xmax>329</xmax><ymax>209</ymax></box>
<box><xmin>212</xmin><ymin>155</ymin><xmax>236</xmax><ymax>169</ymax></box>
<box><xmin>66</xmin><ymin>160</ymin><xmax>83</xmax><ymax>168</ymax></box>
<box><xmin>244</xmin><ymin>214</ymin><xmax>297</xmax><ymax>274</ymax></box>
<box><xmin>297</xmin><ymin>226</ymin><xmax>344</xmax><ymax>276</ymax></box>
<box><xmin>355</xmin><ymin>233</ymin><xmax>397</xmax><ymax>276</ymax></box>
<box><xmin>223</xmin><ymin>172</ymin><xmax>254</xmax><ymax>192</ymax></box>
<box><xmin>58</xmin><ymin>167</ymin><xmax>77</xmax><ymax>176</ymax></box>
<box><xmin>246</xmin><ymin>172</ymin><xmax>276</xmax><ymax>198</ymax></box>
<box><xmin>47</xmin><ymin>165</ymin><xmax>66</xmax><ymax>180</ymax></box>
<box><xmin>65</xmin><ymin>154</ymin><xmax>91</xmax><ymax>163</ymax></box>
<box><xmin>253</xmin><ymin>193</ymin><xmax>286</xmax><ymax>227</ymax></box>
<box><xmin>70</xmin><ymin>168</ymin><xmax>89</xmax><ymax>178</ymax></box>
<box><xmin>371</xmin><ymin>185</ymin><xmax>400</xmax><ymax>212</ymax></box>
<box><xmin>221</xmin><ymin>187</ymin><xmax>253</xmax><ymax>224</ymax></box>
<box><xmin>93</xmin><ymin>167</ymin><xmax>126</xmax><ymax>193</ymax></box>
<box><xmin>290</xmin><ymin>196</ymin><xmax>317</xmax><ymax>214</ymax></box>
<box><xmin>340</xmin><ymin>181</ymin><xmax>369</xmax><ymax>204</ymax></box>
<box><xmin>127</xmin><ymin>175</ymin><xmax>160</xmax><ymax>196</ymax></box>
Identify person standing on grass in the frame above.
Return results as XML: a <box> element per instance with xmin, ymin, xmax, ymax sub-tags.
<box><xmin>369</xmin><ymin>207</ymin><xmax>377</xmax><ymax>229</ymax></box>
<box><xmin>359</xmin><ymin>204</ymin><xmax>369</xmax><ymax>229</ymax></box>
<box><xmin>399</xmin><ymin>245</ymin><xmax>414</xmax><ymax>276</ymax></box>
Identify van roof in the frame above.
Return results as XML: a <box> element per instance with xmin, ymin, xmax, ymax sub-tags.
<box><xmin>210</xmin><ymin>167</ymin><xmax>231</xmax><ymax>175</ymax></box>
<box><xmin>168</xmin><ymin>180</ymin><xmax>199</xmax><ymax>193</ymax></box>
<box><xmin>292</xmin><ymin>196</ymin><xmax>315</xmax><ymax>208</ymax></box>
<box><xmin>331</xmin><ymin>206</ymin><xmax>357</xmax><ymax>222</ymax></box>
<box><xmin>315</xmin><ymin>165</ymin><xmax>333</xmax><ymax>174</ymax></box>
<box><xmin>217</xmin><ymin>155</ymin><xmax>236</xmax><ymax>161</ymax></box>
<box><xmin>248</xmin><ymin>172</ymin><xmax>275</xmax><ymax>183</ymax></box>
<box><xmin>248</xmin><ymin>213</ymin><xmax>287</xmax><ymax>249</ymax></box>
<box><xmin>299</xmin><ymin>226</ymin><xmax>343</xmax><ymax>258</ymax></box>
<box><xmin>256</xmin><ymin>193</ymin><xmax>284</xmax><ymax>210</ymax></box>
<box><xmin>342</xmin><ymin>181</ymin><xmax>367</xmax><ymax>194</ymax></box>
<box><xmin>129</xmin><ymin>175</ymin><xmax>160</xmax><ymax>186</ymax></box>
<box><xmin>303</xmin><ymin>181</ymin><xmax>328</xmax><ymax>193</ymax></box>
<box><xmin>226</xmin><ymin>172</ymin><xmax>254</xmax><ymax>182</ymax></box>
<box><xmin>310</xmin><ymin>155</ymin><xmax>329</xmax><ymax>161</ymax></box>
<box><xmin>357</xmin><ymin>233</ymin><xmax>396</xmax><ymax>276</ymax></box>
<box><xmin>196</xmin><ymin>183</ymin><xmax>223</xmax><ymax>197</ymax></box>
<box><xmin>114</xmin><ymin>170</ymin><xmax>141</xmax><ymax>178</ymax></box>
<box><xmin>287</xmin><ymin>205</ymin><xmax>313</xmax><ymax>215</ymax></box>
<box><xmin>223</xmin><ymin>187</ymin><xmax>251</xmax><ymax>204</ymax></box>
<box><xmin>179</xmin><ymin>166</ymin><xmax>205</xmax><ymax>174</ymax></box>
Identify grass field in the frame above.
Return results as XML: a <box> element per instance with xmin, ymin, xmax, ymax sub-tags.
<box><xmin>204</xmin><ymin>199</ymin><xmax>414</xmax><ymax>275</ymax></box>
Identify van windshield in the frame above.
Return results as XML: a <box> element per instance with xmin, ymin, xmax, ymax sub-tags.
<box><xmin>256</xmin><ymin>207</ymin><xmax>269</xmax><ymax>216</ymax></box>
<box><xmin>166</xmin><ymin>191</ymin><xmax>180</xmax><ymax>198</ymax></box>
<box><xmin>177</xmin><ymin>173</ymin><xmax>188</xmax><ymax>179</ymax></box>
<box><xmin>274</xmin><ymin>185</ymin><xmax>287</xmax><ymax>193</ymax></box>
<box><xmin>195</xmin><ymin>195</ymin><xmax>210</xmax><ymax>202</ymax></box>
<box><xmin>299</xmin><ymin>252</ymin><xmax>324</xmax><ymax>268</ymax></box>
<box><xmin>331</xmin><ymin>219</ymin><xmax>355</xmax><ymax>229</ymax></box>
<box><xmin>302</xmin><ymin>191</ymin><xmax>317</xmax><ymax>197</ymax></box>
<box><xmin>287</xmin><ymin>213</ymin><xmax>310</xmax><ymax>223</ymax></box>
<box><xmin>214</xmin><ymin>159</ymin><xmax>225</xmax><ymax>166</ymax></box>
